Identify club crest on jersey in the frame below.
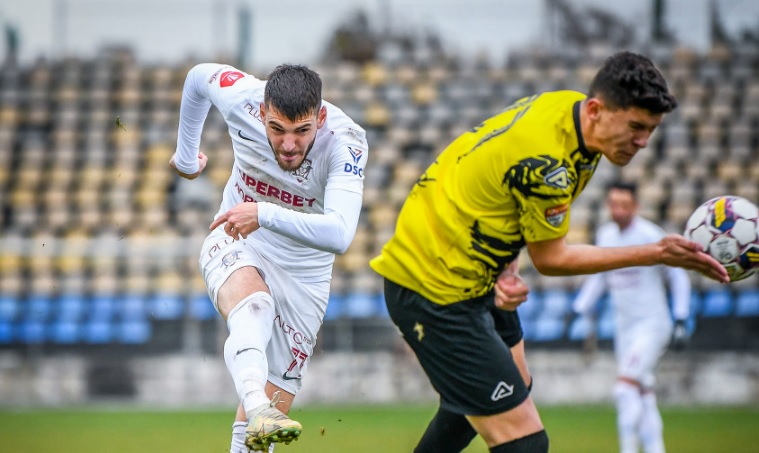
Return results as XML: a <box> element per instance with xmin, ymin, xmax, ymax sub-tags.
<box><xmin>290</xmin><ymin>158</ymin><xmax>313</xmax><ymax>183</ymax></box>
<box><xmin>545</xmin><ymin>204</ymin><xmax>568</xmax><ymax>227</ymax></box>
<box><xmin>219</xmin><ymin>71</ymin><xmax>244</xmax><ymax>88</ymax></box>
<box><xmin>348</xmin><ymin>146</ymin><xmax>363</xmax><ymax>164</ymax></box>
<box><xmin>544</xmin><ymin>167</ymin><xmax>569</xmax><ymax>189</ymax></box>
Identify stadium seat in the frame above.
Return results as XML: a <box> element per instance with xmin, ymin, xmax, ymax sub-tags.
<box><xmin>530</xmin><ymin>318</ymin><xmax>566</xmax><ymax>342</ymax></box>
<box><xmin>343</xmin><ymin>292</ymin><xmax>384</xmax><ymax>318</ymax></box>
<box><xmin>0</xmin><ymin>321</ymin><xmax>13</xmax><ymax>343</ymax></box>
<box><xmin>118</xmin><ymin>294</ymin><xmax>148</xmax><ymax>321</ymax></box>
<box><xmin>18</xmin><ymin>320</ymin><xmax>46</xmax><ymax>344</ymax></box>
<box><xmin>0</xmin><ymin>295</ymin><xmax>19</xmax><ymax>321</ymax></box>
<box><xmin>735</xmin><ymin>290</ymin><xmax>759</xmax><ymax>317</ymax></box>
<box><xmin>83</xmin><ymin>320</ymin><xmax>114</xmax><ymax>344</ymax></box>
<box><xmin>540</xmin><ymin>289</ymin><xmax>572</xmax><ymax>318</ymax></box>
<box><xmin>51</xmin><ymin>320</ymin><xmax>80</xmax><ymax>344</ymax></box>
<box><xmin>324</xmin><ymin>294</ymin><xmax>345</xmax><ymax>320</ymax></box>
<box><xmin>149</xmin><ymin>292</ymin><xmax>184</xmax><ymax>320</ymax></box>
<box><xmin>700</xmin><ymin>289</ymin><xmax>734</xmax><ymax>317</ymax></box>
<box><xmin>25</xmin><ymin>294</ymin><xmax>53</xmax><ymax>321</ymax></box>
<box><xmin>568</xmin><ymin>316</ymin><xmax>594</xmax><ymax>341</ymax></box>
<box><xmin>517</xmin><ymin>292</ymin><xmax>542</xmax><ymax>321</ymax></box>
<box><xmin>91</xmin><ymin>294</ymin><xmax>116</xmax><ymax>321</ymax></box>
<box><xmin>56</xmin><ymin>293</ymin><xmax>86</xmax><ymax>322</ymax></box>
<box><xmin>118</xmin><ymin>319</ymin><xmax>152</xmax><ymax>344</ymax></box>
<box><xmin>188</xmin><ymin>293</ymin><xmax>216</xmax><ymax>321</ymax></box>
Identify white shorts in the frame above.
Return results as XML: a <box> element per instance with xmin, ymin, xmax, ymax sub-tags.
<box><xmin>614</xmin><ymin>319</ymin><xmax>672</xmax><ymax>388</ymax></box>
<box><xmin>199</xmin><ymin>228</ymin><xmax>330</xmax><ymax>394</ymax></box>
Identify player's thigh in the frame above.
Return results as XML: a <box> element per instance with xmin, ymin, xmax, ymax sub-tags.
<box><xmin>261</xmin><ymin>262</ymin><xmax>330</xmax><ymax>396</ymax></box>
<box><xmin>383</xmin><ymin>279</ymin><xmax>531</xmax><ymax>417</ymax></box>
<box><xmin>617</xmin><ymin>323</ymin><xmax>670</xmax><ymax>385</ymax></box>
<box><xmin>199</xmin><ymin>228</ymin><xmax>270</xmax><ymax>319</ymax></box>
<box><xmin>490</xmin><ymin>306</ymin><xmax>531</xmax><ymax>386</ymax></box>
<box><xmin>467</xmin><ymin>395</ymin><xmax>543</xmax><ymax>447</ymax></box>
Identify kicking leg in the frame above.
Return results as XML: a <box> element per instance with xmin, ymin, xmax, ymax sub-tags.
<box><xmin>218</xmin><ymin>267</ymin><xmax>301</xmax><ymax>451</ymax></box>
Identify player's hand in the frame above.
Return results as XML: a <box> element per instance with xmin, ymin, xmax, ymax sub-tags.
<box><xmin>494</xmin><ymin>270</ymin><xmax>529</xmax><ymax>311</ymax></box>
<box><xmin>670</xmin><ymin>319</ymin><xmax>690</xmax><ymax>351</ymax></box>
<box><xmin>169</xmin><ymin>152</ymin><xmax>208</xmax><ymax>180</ymax></box>
<box><xmin>657</xmin><ymin>235</ymin><xmax>729</xmax><ymax>283</ymax></box>
<box><xmin>210</xmin><ymin>202</ymin><xmax>260</xmax><ymax>240</ymax></box>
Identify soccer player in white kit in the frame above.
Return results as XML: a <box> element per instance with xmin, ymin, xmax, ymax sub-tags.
<box><xmin>573</xmin><ymin>181</ymin><xmax>691</xmax><ymax>453</ymax></box>
<box><xmin>170</xmin><ymin>63</ymin><xmax>368</xmax><ymax>452</ymax></box>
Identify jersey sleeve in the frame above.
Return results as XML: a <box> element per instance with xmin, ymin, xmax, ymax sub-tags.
<box><xmin>257</xmin><ymin>187</ymin><xmax>362</xmax><ymax>255</ymax></box>
<box><xmin>325</xmin><ymin>126</ymin><xmax>368</xmax><ymax>195</ymax></box>
<box><xmin>175</xmin><ymin>63</ymin><xmax>261</xmax><ymax>174</ymax></box>
<box><xmin>505</xmin><ymin>153</ymin><xmax>573</xmax><ymax>243</ymax></box>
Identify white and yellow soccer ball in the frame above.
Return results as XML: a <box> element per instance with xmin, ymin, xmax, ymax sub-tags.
<box><xmin>684</xmin><ymin>195</ymin><xmax>759</xmax><ymax>282</ymax></box>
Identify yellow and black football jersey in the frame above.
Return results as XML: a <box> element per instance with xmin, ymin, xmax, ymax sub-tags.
<box><xmin>370</xmin><ymin>90</ymin><xmax>602</xmax><ymax>305</ymax></box>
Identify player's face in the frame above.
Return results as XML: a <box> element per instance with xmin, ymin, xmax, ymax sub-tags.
<box><xmin>260</xmin><ymin>104</ymin><xmax>327</xmax><ymax>171</ymax></box>
<box><xmin>587</xmin><ymin>100</ymin><xmax>663</xmax><ymax>166</ymax></box>
<box><xmin>606</xmin><ymin>188</ymin><xmax>637</xmax><ymax>230</ymax></box>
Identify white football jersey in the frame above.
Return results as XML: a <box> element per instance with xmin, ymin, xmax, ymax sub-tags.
<box><xmin>574</xmin><ymin>217</ymin><xmax>691</xmax><ymax>325</ymax></box>
<box><xmin>175</xmin><ymin>64</ymin><xmax>368</xmax><ymax>280</ymax></box>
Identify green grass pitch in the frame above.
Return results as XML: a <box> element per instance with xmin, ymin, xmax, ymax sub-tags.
<box><xmin>0</xmin><ymin>405</ymin><xmax>757</xmax><ymax>452</ymax></box>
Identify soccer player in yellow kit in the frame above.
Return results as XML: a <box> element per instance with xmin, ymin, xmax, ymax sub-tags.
<box><xmin>370</xmin><ymin>52</ymin><xmax>728</xmax><ymax>453</ymax></box>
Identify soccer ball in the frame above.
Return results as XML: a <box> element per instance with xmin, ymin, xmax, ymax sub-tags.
<box><xmin>684</xmin><ymin>196</ymin><xmax>759</xmax><ymax>282</ymax></box>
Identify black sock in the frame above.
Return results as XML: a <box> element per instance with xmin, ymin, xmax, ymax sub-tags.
<box><xmin>414</xmin><ymin>406</ymin><xmax>477</xmax><ymax>453</ymax></box>
<box><xmin>489</xmin><ymin>430</ymin><xmax>549</xmax><ymax>453</ymax></box>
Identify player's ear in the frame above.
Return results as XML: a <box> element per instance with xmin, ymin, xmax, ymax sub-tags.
<box><xmin>585</xmin><ymin>98</ymin><xmax>603</xmax><ymax>122</ymax></box>
<box><xmin>259</xmin><ymin>102</ymin><xmax>267</xmax><ymax>122</ymax></box>
<box><xmin>316</xmin><ymin>105</ymin><xmax>327</xmax><ymax>129</ymax></box>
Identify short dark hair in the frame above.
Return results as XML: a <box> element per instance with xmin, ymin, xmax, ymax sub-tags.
<box><xmin>264</xmin><ymin>64</ymin><xmax>322</xmax><ymax>121</ymax></box>
<box><xmin>606</xmin><ymin>180</ymin><xmax>638</xmax><ymax>200</ymax></box>
<box><xmin>589</xmin><ymin>51</ymin><xmax>677</xmax><ymax>114</ymax></box>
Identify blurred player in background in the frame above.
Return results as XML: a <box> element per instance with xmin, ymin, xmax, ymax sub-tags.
<box><xmin>371</xmin><ymin>51</ymin><xmax>728</xmax><ymax>453</ymax></box>
<box><xmin>573</xmin><ymin>181</ymin><xmax>692</xmax><ymax>453</ymax></box>
<box><xmin>171</xmin><ymin>63</ymin><xmax>368</xmax><ymax>451</ymax></box>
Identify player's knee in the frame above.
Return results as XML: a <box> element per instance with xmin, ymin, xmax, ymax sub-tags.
<box><xmin>414</xmin><ymin>407</ymin><xmax>477</xmax><ymax>453</ymax></box>
<box><xmin>488</xmin><ymin>430</ymin><xmax>549</xmax><ymax>453</ymax></box>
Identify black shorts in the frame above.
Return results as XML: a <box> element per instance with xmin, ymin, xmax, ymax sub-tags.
<box><xmin>384</xmin><ymin>278</ymin><xmax>529</xmax><ymax>416</ymax></box>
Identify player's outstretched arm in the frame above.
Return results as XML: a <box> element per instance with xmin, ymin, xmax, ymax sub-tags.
<box><xmin>527</xmin><ymin>234</ymin><xmax>729</xmax><ymax>283</ymax></box>
<box><xmin>169</xmin><ymin>151</ymin><xmax>208</xmax><ymax>180</ymax></box>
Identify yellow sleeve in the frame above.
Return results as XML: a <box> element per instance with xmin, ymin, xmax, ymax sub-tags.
<box><xmin>505</xmin><ymin>153</ymin><xmax>573</xmax><ymax>242</ymax></box>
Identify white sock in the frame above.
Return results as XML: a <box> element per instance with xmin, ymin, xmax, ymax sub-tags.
<box><xmin>230</xmin><ymin>421</ymin><xmax>276</xmax><ymax>453</ymax></box>
<box><xmin>230</xmin><ymin>421</ymin><xmax>247</xmax><ymax>453</ymax></box>
<box><xmin>223</xmin><ymin>292</ymin><xmax>276</xmax><ymax>419</ymax></box>
<box><xmin>639</xmin><ymin>392</ymin><xmax>665</xmax><ymax>453</ymax></box>
<box><xmin>615</xmin><ymin>381</ymin><xmax>643</xmax><ymax>453</ymax></box>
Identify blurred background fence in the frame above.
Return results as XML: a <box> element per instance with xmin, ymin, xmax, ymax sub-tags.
<box><xmin>0</xmin><ymin>0</ymin><xmax>758</xmax><ymax>409</ymax></box>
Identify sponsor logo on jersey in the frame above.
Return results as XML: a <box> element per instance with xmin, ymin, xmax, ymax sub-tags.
<box><xmin>545</xmin><ymin>204</ymin><xmax>568</xmax><ymax>227</ymax></box>
<box><xmin>206</xmin><ymin>237</ymin><xmax>234</xmax><ymax>259</ymax></box>
<box><xmin>274</xmin><ymin>314</ymin><xmax>312</xmax><ymax>346</ymax></box>
<box><xmin>282</xmin><ymin>347</ymin><xmax>308</xmax><ymax>381</ymax></box>
<box><xmin>544</xmin><ymin>166</ymin><xmax>569</xmax><ymax>189</ymax></box>
<box><xmin>236</xmin><ymin>168</ymin><xmax>316</xmax><ymax>208</ymax></box>
<box><xmin>208</xmin><ymin>67</ymin><xmax>225</xmax><ymax>84</ymax></box>
<box><xmin>238</xmin><ymin>129</ymin><xmax>255</xmax><ymax>141</ymax></box>
<box><xmin>243</xmin><ymin>102</ymin><xmax>263</xmax><ymax>122</ymax></box>
<box><xmin>219</xmin><ymin>71</ymin><xmax>244</xmax><ymax>87</ymax></box>
<box><xmin>348</xmin><ymin>146</ymin><xmax>363</xmax><ymax>164</ymax></box>
<box><xmin>491</xmin><ymin>381</ymin><xmax>514</xmax><ymax>401</ymax></box>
